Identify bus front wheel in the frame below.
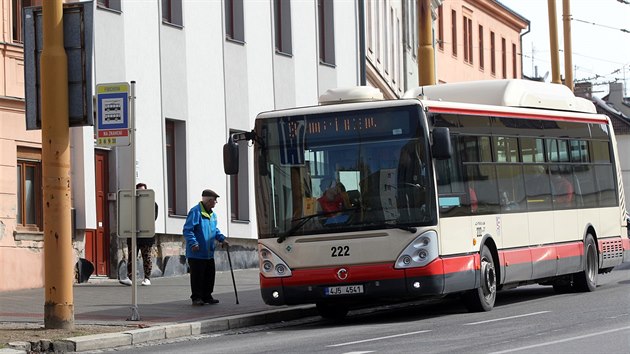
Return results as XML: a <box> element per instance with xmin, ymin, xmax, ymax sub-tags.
<box><xmin>462</xmin><ymin>245</ymin><xmax>497</xmax><ymax>312</ymax></box>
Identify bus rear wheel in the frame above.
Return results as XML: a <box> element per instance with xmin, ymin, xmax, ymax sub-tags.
<box><xmin>574</xmin><ymin>233</ymin><xmax>598</xmax><ymax>292</ymax></box>
<box><xmin>462</xmin><ymin>245</ymin><xmax>497</xmax><ymax>312</ymax></box>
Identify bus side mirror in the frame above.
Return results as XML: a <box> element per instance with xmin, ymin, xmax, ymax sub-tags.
<box><xmin>432</xmin><ymin>127</ymin><xmax>452</xmax><ymax>160</ymax></box>
<box><xmin>223</xmin><ymin>139</ymin><xmax>239</xmax><ymax>175</ymax></box>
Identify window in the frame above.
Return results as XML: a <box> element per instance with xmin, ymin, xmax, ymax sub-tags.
<box><xmin>451</xmin><ymin>10</ymin><xmax>457</xmax><ymax>56</ymax></box>
<box><xmin>12</xmin><ymin>0</ymin><xmax>37</xmax><ymax>43</ymax></box>
<box><xmin>437</xmin><ymin>5</ymin><xmax>444</xmax><ymax>50</ymax></box>
<box><xmin>463</xmin><ymin>15</ymin><xmax>472</xmax><ymax>64</ymax></box>
<box><xmin>501</xmin><ymin>37</ymin><xmax>507</xmax><ymax>79</ymax></box>
<box><xmin>229</xmin><ymin>130</ymin><xmax>250</xmax><ymax>222</ymax></box>
<box><xmin>97</xmin><ymin>0</ymin><xmax>121</xmax><ymax>11</ymax></box>
<box><xmin>318</xmin><ymin>0</ymin><xmax>335</xmax><ymax>65</ymax></box>
<box><xmin>16</xmin><ymin>147</ymin><xmax>42</xmax><ymax>230</ymax></box>
<box><xmin>225</xmin><ymin>0</ymin><xmax>244</xmax><ymax>42</ymax></box>
<box><xmin>478</xmin><ymin>25</ymin><xmax>484</xmax><ymax>70</ymax></box>
<box><xmin>162</xmin><ymin>0</ymin><xmax>183</xmax><ymax>26</ymax></box>
<box><xmin>512</xmin><ymin>43</ymin><xmax>517</xmax><ymax>78</ymax></box>
<box><xmin>165</xmin><ymin>120</ymin><xmax>188</xmax><ymax>216</ymax></box>
<box><xmin>274</xmin><ymin>0</ymin><xmax>292</xmax><ymax>55</ymax></box>
<box><xmin>490</xmin><ymin>31</ymin><xmax>495</xmax><ymax>75</ymax></box>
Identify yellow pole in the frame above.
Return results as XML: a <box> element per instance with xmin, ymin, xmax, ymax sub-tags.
<box><xmin>547</xmin><ymin>0</ymin><xmax>561</xmax><ymax>84</ymax></box>
<box><xmin>562</xmin><ymin>0</ymin><xmax>574</xmax><ymax>91</ymax></box>
<box><xmin>418</xmin><ymin>0</ymin><xmax>435</xmax><ymax>86</ymax></box>
<box><xmin>41</xmin><ymin>0</ymin><xmax>74</xmax><ymax>329</ymax></box>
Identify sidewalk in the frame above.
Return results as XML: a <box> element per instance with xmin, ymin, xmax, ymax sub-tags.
<box><xmin>0</xmin><ymin>269</ymin><xmax>317</xmax><ymax>352</ymax></box>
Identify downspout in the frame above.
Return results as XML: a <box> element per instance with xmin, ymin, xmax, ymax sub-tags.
<box><xmin>519</xmin><ymin>21</ymin><xmax>530</xmax><ymax>79</ymax></box>
<box><xmin>547</xmin><ymin>0</ymin><xmax>561</xmax><ymax>84</ymax></box>
<box><xmin>358</xmin><ymin>0</ymin><xmax>366</xmax><ymax>86</ymax></box>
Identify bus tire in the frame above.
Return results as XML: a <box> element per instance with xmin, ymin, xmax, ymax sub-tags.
<box><xmin>316</xmin><ymin>302</ymin><xmax>349</xmax><ymax>320</ymax></box>
<box><xmin>462</xmin><ymin>245</ymin><xmax>497</xmax><ymax>312</ymax></box>
<box><xmin>574</xmin><ymin>233</ymin><xmax>598</xmax><ymax>292</ymax></box>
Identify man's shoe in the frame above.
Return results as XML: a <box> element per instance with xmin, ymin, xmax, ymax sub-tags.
<box><xmin>192</xmin><ymin>299</ymin><xmax>205</xmax><ymax>306</ymax></box>
<box><xmin>203</xmin><ymin>297</ymin><xmax>219</xmax><ymax>304</ymax></box>
<box><xmin>141</xmin><ymin>278</ymin><xmax>151</xmax><ymax>286</ymax></box>
<box><xmin>119</xmin><ymin>278</ymin><xmax>132</xmax><ymax>286</ymax></box>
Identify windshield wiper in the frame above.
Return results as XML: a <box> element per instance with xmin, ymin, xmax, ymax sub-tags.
<box><xmin>379</xmin><ymin>221</ymin><xmax>417</xmax><ymax>233</ymax></box>
<box><xmin>278</xmin><ymin>207</ymin><xmax>361</xmax><ymax>243</ymax></box>
<box><xmin>277</xmin><ymin>210</ymin><xmax>343</xmax><ymax>243</ymax></box>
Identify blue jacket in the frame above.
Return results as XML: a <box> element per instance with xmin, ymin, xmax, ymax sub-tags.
<box><xmin>182</xmin><ymin>202</ymin><xmax>226</xmax><ymax>259</ymax></box>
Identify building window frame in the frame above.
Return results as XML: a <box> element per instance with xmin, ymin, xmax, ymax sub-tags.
<box><xmin>490</xmin><ymin>31</ymin><xmax>496</xmax><ymax>76</ymax></box>
<box><xmin>463</xmin><ymin>15</ymin><xmax>472</xmax><ymax>64</ymax></box>
<box><xmin>162</xmin><ymin>0</ymin><xmax>183</xmax><ymax>27</ymax></box>
<box><xmin>478</xmin><ymin>24</ymin><xmax>484</xmax><ymax>70</ymax></box>
<box><xmin>165</xmin><ymin>119</ymin><xmax>188</xmax><ymax>216</ymax></box>
<box><xmin>451</xmin><ymin>9</ymin><xmax>457</xmax><ymax>57</ymax></box>
<box><xmin>16</xmin><ymin>147</ymin><xmax>42</xmax><ymax>231</ymax></box>
<box><xmin>437</xmin><ymin>5</ymin><xmax>444</xmax><ymax>51</ymax></box>
<box><xmin>97</xmin><ymin>0</ymin><xmax>121</xmax><ymax>11</ymax></box>
<box><xmin>512</xmin><ymin>42</ymin><xmax>517</xmax><ymax>78</ymax></box>
<box><xmin>274</xmin><ymin>0</ymin><xmax>292</xmax><ymax>55</ymax></box>
<box><xmin>501</xmin><ymin>37</ymin><xmax>507</xmax><ymax>79</ymax></box>
<box><xmin>225</xmin><ymin>0</ymin><xmax>245</xmax><ymax>42</ymax></box>
<box><xmin>318</xmin><ymin>0</ymin><xmax>335</xmax><ymax>66</ymax></box>
<box><xmin>229</xmin><ymin>129</ymin><xmax>250</xmax><ymax>222</ymax></box>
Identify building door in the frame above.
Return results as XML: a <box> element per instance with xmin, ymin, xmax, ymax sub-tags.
<box><xmin>89</xmin><ymin>150</ymin><xmax>110</xmax><ymax>276</ymax></box>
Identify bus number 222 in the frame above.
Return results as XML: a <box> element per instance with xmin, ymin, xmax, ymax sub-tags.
<box><xmin>331</xmin><ymin>246</ymin><xmax>350</xmax><ymax>257</ymax></box>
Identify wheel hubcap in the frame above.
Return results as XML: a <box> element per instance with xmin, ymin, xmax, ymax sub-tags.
<box><xmin>481</xmin><ymin>257</ymin><xmax>496</xmax><ymax>299</ymax></box>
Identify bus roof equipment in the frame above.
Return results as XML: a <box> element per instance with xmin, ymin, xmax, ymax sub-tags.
<box><xmin>403</xmin><ymin>79</ymin><xmax>596</xmax><ymax>114</ymax></box>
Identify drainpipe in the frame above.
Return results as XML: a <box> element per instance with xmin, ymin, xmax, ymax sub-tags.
<box><xmin>519</xmin><ymin>21</ymin><xmax>530</xmax><ymax>79</ymax></box>
<box><xmin>358</xmin><ymin>0</ymin><xmax>366</xmax><ymax>85</ymax></box>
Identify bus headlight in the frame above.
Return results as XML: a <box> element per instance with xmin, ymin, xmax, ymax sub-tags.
<box><xmin>395</xmin><ymin>231</ymin><xmax>439</xmax><ymax>269</ymax></box>
<box><xmin>258</xmin><ymin>244</ymin><xmax>292</xmax><ymax>277</ymax></box>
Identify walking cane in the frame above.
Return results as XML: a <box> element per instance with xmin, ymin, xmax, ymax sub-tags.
<box><xmin>225</xmin><ymin>243</ymin><xmax>239</xmax><ymax>304</ymax></box>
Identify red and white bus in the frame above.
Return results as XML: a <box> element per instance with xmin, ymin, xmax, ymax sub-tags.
<box><xmin>224</xmin><ymin>79</ymin><xmax>630</xmax><ymax>318</ymax></box>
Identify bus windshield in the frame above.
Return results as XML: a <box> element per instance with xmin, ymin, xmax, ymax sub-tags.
<box><xmin>253</xmin><ymin>104</ymin><xmax>436</xmax><ymax>239</ymax></box>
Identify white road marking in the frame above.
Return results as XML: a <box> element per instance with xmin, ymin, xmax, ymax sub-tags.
<box><xmin>488</xmin><ymin>325</ymin><xmax>630</xmax><ymax>354</ymax></box>
<box><xmin>343</xmin><ymin>352</ymin><xmax>375</xmax><ymax>354</ymax></box>
<box><xmin>463</xmin><ymin>311</ymin><xmax>551</xmax><ymax>325</ymax></box>
<box><xmin>327</xmin><ymin>330</ymin><xmax>431</xmax><ymax>347</ymax></box>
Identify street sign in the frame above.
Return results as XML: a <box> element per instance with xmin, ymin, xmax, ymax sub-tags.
<box><xmin>23</xmin><ymin>1</ymin><xmax>94</xmax><ymax>130</ymax></box>
<box><xmin>117</xmin><ymin>189</ymin><xmax>155</xmax><ymax>238</ymax></box>
<box><xmin>96</xmin><ymin>83</ymin><xmax>130</xmax><ymax>147</ymax></box>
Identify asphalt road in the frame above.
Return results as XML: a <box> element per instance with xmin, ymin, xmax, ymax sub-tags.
<box><xmin>97</xmin><ymin>262</ymin><xmax>630</xmax><ymax>354</ymax></box>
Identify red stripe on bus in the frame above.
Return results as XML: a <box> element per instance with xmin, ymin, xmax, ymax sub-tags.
<box><xmin>623</xmin><ymin>238</ymin><xmax>630</xmax><ymax>250</ymax></box>
<box><xmin>427</xmin><ymin>106</ymin><xmax>607</xmax><ymax>124</ymax></box>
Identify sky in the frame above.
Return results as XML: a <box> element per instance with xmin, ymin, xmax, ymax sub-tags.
<box><xmin>498</xmin><ymin>0</ymin><xmax>630</xmax><ymax>97</ymax></box>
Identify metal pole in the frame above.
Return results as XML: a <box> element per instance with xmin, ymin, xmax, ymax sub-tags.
<box><xmin>562</xmin><ymin>0</ymin><xmax>574</xmax><ymax>91</ymax></box>
<box><xmin>41</xmin><ymin>0</ymin><xmax>74</xmax><ymax>330</ymax></box>
<box><xmin>547</xmin><ymin>0</ymin><xmax>562</xmax><ymax>84</ymax></box>
<box><xmin>226</xmin><ymin>244</ymin><xmax>239</xmax><ymax>304</ymax></box>
<box><xmin>418</xmin><ymin>0</ymin><xmax>435</xmax><ymax>86</ymax></box>
<box><xmin>129</xmin><ymin>81</ymin><xmax>140</xmax><ymax>321</ymax></box>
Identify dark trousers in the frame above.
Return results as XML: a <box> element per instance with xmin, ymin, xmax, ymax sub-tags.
<box><xmin>188</xmin><ymin>258</ymin><xmax>216</xmax><ymax>301</ymax></box>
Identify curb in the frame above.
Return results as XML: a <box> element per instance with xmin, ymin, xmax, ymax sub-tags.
<box><xmin>4</xmin><ymin>305</ymin><xmax>317</xmax><ymax>353</ymax></box>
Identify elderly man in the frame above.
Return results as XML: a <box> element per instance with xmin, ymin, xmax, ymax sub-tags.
<box><xmin>182</xmin><ymin>189</ymin><xmax>228</xmax><ymax>306</ymax></box>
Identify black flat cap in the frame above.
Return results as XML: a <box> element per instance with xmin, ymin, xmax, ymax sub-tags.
<box><xmin>202</xmin><ymin>189</ymin><xmax>219</xmax><ymax>198</ymax></box>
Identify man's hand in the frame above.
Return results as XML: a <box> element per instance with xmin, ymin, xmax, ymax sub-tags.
<box><xmin>192</xmin><ymin>244</ymin><xmax>200</xmax><ymax>252</ymax></box>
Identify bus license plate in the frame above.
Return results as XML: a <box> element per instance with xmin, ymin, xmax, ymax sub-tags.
<box><xmin>324</xmin><ymin>285</ymin><xmax>364</xmax><ymax>296</ymax></box>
